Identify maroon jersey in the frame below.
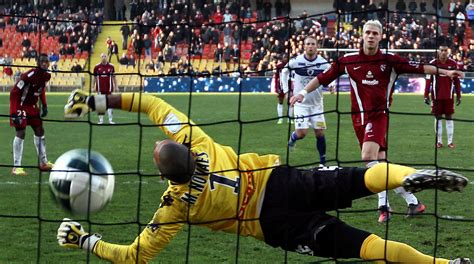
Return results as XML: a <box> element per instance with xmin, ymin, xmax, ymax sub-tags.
<box><xmin>10</xmin><ymin>68</ymin><xmax>50</xmax><ymax>111</ymax></box>
<box><xmin>93</xmin><ymin>62</ymin><xmax>115</xmax><ymax>94</ymax></box>
<box><xmin>10</xmin><ymin>68</ymin><xmax>50</xmax><ymax>128</ymax></box>
<box><xmin>424</xmin><ymin>58</ymin><xmax>461</xmax><ymax>100</ymax></box>
<box><xmin>317</xmin><ymin>49</ymin><xmax>425</xmax><ymax>126</ymax></box>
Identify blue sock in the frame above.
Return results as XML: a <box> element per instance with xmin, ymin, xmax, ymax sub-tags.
<box><xmin>316</xmin><ymin>136</ymin><xmax>326</xmax><ymax>164</ymax></box>
<box><xmin>290</xmin><ymin>131</ymin><xmax>299</xmax><ymax>143</ymax></box>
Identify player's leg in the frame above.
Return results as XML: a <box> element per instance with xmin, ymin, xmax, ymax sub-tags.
<box><xmin>288</xmin><ymin>105</ymin><xmax>309</xmax><ymax>151</ymax></box>
<box><xmin>445</xmin><ymin>113</ymin><xmax>455</xmax><ymax>148</ymax></box>
<box><xmin>276</xmin><ymin>93</ymin><xmax>284</xmax><ymax>124</ymax></box>
<box><xmin>12</xmin><ymin>128</ymin><xmax>27</xmax><ymax>176</ymax></box>
<box><xmin>32</xmin><ymin>125</ymin><xmax>53</xmax><ymax>171</ymax></box>
<box><xmin>314</xmin><ymin>220</ymin><xmax>456</xmax><ymax>263</ymax></box>
<box><xmin>435</xmin><ymin>115</ymin><xmax>443</xmax><ymax>148</ymax></box>
<box><xmin>107</xmin><ymin>108</ymin><xmax>114</xmax><ymax>124</ymax></box>
<box><xmin>314</xmin><ymin>129</ymin><xmax>326</xmax><ymax>166</ymax></box>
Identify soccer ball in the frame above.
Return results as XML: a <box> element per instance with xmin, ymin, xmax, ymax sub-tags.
<box><xmin>49</xmin><ymin>149</ymin><xmax>115</xmax><ymax>216</ymax></box>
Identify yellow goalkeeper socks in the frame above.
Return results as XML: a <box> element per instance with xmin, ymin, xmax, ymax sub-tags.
<box><xmin>364</xmin><ymin>163</ymin><xmax>416</xmax><ymax>194</ymax></box>
<box><xmin>360</xmin><ymin>234</ymin><xmax>450</xmax><ymax>264</ymax></box>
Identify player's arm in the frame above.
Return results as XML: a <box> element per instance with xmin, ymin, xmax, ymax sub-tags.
<box><xmin>290</xmin><ymin>61</ymin><xmax>340</xmax><ymax>105</ymax></box>
<box><xmin>453</xmin><ymin>68</ymin><xmax>462</xmax><ymax>105</ymax></box>
<box><xmin>280</xmin><ymin>62</ymin><xmax>290</xmax><ymax>94</ymax></box>
<box><xmin>423</xmin><ymin>65</ymin><xmax>464</xmax><ymax>79</ymax></box>
<box><xmin>58</xmin><ymin>193</ymin><xmax>185</xmax><ymax>262</ymax></box>
<box><xmin>64</xmin><ymin>91</ymin><xmax>210</xmax><ymax>146</ymax></box>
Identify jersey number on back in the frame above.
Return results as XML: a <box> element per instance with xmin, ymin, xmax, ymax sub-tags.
<box><xmin>209</xmin><ymin>173</ymin><xmax>240</xmax><ymax>194</ymax></box>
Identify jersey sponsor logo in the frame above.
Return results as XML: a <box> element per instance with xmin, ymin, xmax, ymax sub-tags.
<box><xmin>362</xmin><ymin>79</ymin><xmax>379</xmax><ymax>85</ymax></box>
<box><xmin>163</xmin><ymin>113</ymin><xmax>182</xmax><ymax>134</ymax></box>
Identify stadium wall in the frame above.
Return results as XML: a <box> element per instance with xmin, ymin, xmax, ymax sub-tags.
<box><xmin>143</xmin><ymin>77</ymin><xmax>474</xmax><ymax>94</ymax></box>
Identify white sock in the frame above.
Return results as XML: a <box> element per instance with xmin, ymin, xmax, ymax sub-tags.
<box><xmin>378</xmin><ymin>191</ymin><xmax>390</xmax><ymax>208</ymax></box>
<box><xmin>107</xmin><ymin>109</ymin><xmax>113</xmax><ymax>122</ymax></box>
<box><xmin>393</xmin><ymin>187</ymin><xmax>418</xmax><ymax>205</ymax></box>
<box><xmin>435</xmin><ymin>119</ymin><xmax>443</xmax><ymax>144</ymax></box>
<box><xmin>446</xmin><ymin>120</ymin><xmax>454</xmax><ymax>144</ymax></box>
<box><xmin>34</xmin><ymin>135</ymin><xmax>48</xmax><ymax>164</ymax></box>
<box><xmin>288</xmin><ymin>106</ymin><xmax>294</xmax><ymax>121</ymax></box>
<box><xmin>277</xmin><ymin>103</ymin><xmax>283</xmax><ymax>118</ymax></box>
<box><xmin>99</xmin><ymin>115</ymin><xmax>104</xmax><ymax>123</ymax></box>
<box><xmin>13</xmin><ymin>136</ymin><xmax>24</xmax><ymax>167</ymax></box>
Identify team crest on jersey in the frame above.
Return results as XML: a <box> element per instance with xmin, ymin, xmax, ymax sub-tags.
<box><xmin>146</xmin><ymin>223</ymin><xmax>160</xmax><ymax>232</ymax></box>
<box><xmin>380</xmin><ymin>64</ymin><xmax>386</xmax><ymax>72</ymax></box>
<box><xmin>159</xmin><ymin>193</ymin><xmax>174</xmax><ymax>208</ymax></box>
<box><xmin>366</xmin><ymin>71</ymin><xmax>374</xmax><ymax>79</ymax></box>
<box><xmin>365</xmin><ymin>123</ymin><xmax>373</xmax><ymax>133</ymax></box>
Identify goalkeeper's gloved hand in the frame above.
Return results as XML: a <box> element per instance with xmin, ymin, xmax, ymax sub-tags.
<box><xmin>424</xmin><ymin>97</ymin><xmax>430</xmax><ymax>105</ymax></box>
<box><xmin>456</xmin><ymin>97</ymin><xmax>461</xmax><ymax>106</ymax></box>
<box><xmin>64</xmin><ymin>89</ymin><xmax>106</xmax><ymax>119</ymax></box>
<box><xmin>40</xmin><ymin>105</ymin><xmax>48</xmax><ymax>118</ymax></box>
<box><xmin>57</xmin><ymin>218</ymin><xmax>101</xmax><ymax>252</ymax></box>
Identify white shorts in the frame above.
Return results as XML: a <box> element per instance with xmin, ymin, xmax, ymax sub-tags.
<box><xmin>293</xmin><ymin>105</ymin><xmax>326</xmax><ymax>130</ymax></box>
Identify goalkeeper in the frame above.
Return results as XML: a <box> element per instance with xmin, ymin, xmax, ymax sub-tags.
<box><xmin>58</xmin><ymin>90</ymin><xmax>471</xmax><ymax>264</ymax></box>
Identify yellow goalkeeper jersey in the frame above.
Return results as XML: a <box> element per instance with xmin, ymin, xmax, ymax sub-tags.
<box><xmin>94</xmin><ymin>93</ymin><xmax>280</xmax><ymax>263</ymax></box>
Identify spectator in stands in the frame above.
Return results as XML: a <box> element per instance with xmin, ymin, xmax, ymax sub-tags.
<box><xmin>275</xmin><ymin>0</ymin><xmax>283</xmax><ymax>17</ymax></box>
<box><xmin>1</xmin><ymin>53</ymin><xmax>13</xmax><ymax>78</ymax></box>
<box><xmin>119</xmin><ymin>53</ymin><xmax>128</xmax><ymax>67</ymax></box>
<box><xmin>231</xmin><ymin>43</ymin><xmax>240</xmax><ymax>65</ymax></box>
<box><xmin>128</xmin><ymin>54</ymin><xmax>136</xmax><ymax>68</ymax></box>
<box><xmin>432</xmin><ymin>0</ymin><xmax>444</xmax><ymax>17</ymax></box>
<box><xmin>214</xmin><ymin>43</ymin><xmax>224</xmax><ymax>63</ymax></box>
<box><xmin>21</xmin><ymin>35</ymin><xmax>31</xmax><ymax>49</ymax></box>
<box><xmin>50</xmin><ymin>61</ymin><xmax>58</xmax><ymax>75</ymax></box>
<box><xmin>467</xmin><ymin>0</ymin><xmax>474</xmax><ymax>31</ymax></box>
<box><xmin>408</xmin><ymin>0</ymin><xmax>417</xmax><ymax>13</ymax></box>
<box><xmin>0</xmin><ymin>36</ymin><xmax>3</xmax><ymax>48</ymax></box>
<box><xmin>132</xmin><ymin>35</ymin><xmax>143</xmax><ymax>56</ymax></box>
<box><xmin>223</xmin><ymin>24</ymin><xmax>232</xmax><ymax>45</ymax></box>
<box><xmin>223</xmin><ymin>42</ymin><xmax>232</xmax><ymax>68</ymax></box>
<box><xmin>71</xmin><ymin>61</ymin><xmax>83</xmax><ymax>73</ymax></box>
<box><xmin>120</xmin><ymin>21</ymin><xmax>130</xmax><ymax>50</ymax></box>
<box><xmin>263</xmin><ymin>0</ymin><xmax>272</xmax><ymax>20</ymax></box>
<box><xmin>66</xmin><ymin>44</ymin><xmax>75</xmax><ymax>55</ymax></box>
<box><xmin>20</xmin><ymin>47</ymin><xmax>29</xmax><ymax>60</ymax></box>
<box><xmin>143</xmin><ymin>34</ymin><xmax>153</xmax><ymax>62</ymax></box>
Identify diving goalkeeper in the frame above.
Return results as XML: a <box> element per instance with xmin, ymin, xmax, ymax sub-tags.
<box><xmin>57</xmin><ymin>90</ymin><xmax>471</xmax><ymax>264</ymax></box>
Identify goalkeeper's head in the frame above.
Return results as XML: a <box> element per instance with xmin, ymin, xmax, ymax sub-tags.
<box><xmin>153</xmin><ymin>139</ymin><xmax>196</xmax><ymax>184</ymax></box>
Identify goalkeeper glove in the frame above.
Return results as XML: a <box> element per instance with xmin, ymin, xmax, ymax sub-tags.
<box><xmin>40</xmin><ymin>105</ymin><xmax>48</xmax><ymax>118</ymax></box>
<box><xmin>64</xmin><ymin>89</ymin><xmax>106</xmax><ymax>118</ymax></box>
<box><xmin>57</xmin><ymin>218</ymin><xmax>101</xmax><ymax>252</ymax></box>
<box><xmin>424</xmin><ymin>97</ymin><xmax>430</xmax><ymax>105</ymax></box>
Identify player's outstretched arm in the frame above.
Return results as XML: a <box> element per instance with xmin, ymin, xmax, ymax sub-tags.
<box><xmin>423</xmin><ymin>65</ymin><xmax>465</xmax><ymax>78</ymax></box>
<box><xmin>289</xmin><ymin>77</ymin><xmax>322</xmax><ymax>106</ymax></box>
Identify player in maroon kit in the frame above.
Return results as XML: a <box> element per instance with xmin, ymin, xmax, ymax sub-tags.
<box><xmin>10</xmin><ymin>54</ymin><xmax>54</xmax><ymax>176</ymax></box>
<box><xmin>93</xmin><ymin>53</ymin><xmax>117</xmax><ymax>124</ymax></box>
<box><xmin>271</xmin><ymin>60</ymin><xmax>293</xmax><ymax>124</ymax></box>
<box><xmin>424</xmin><ymin>44</ymin><xmax>462</xmax><ymax>149</ymax></box>
<box><xmin>290</xmin><ymin>20</ymin><xmax>464</xmax><ymax>223</ymax></box>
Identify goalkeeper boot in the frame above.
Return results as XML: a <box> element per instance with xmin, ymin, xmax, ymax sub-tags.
<box><xmin>450</xmin><ymin>258</ymin><xmax>472</xmax><ymax>264</ymax></box>
<box><xmin>39</xmin><ymin>161</ymin><xmax>54</xmax><ymax>171</ymax></box>
<box><xmin>12</xmin><ymin>167</ymin><xmax>28</xmax><ymax>176</ymax></box>
<box><xmin>403</xmin><ymin>169</ymin><xmax>468</xmax><ymax>193</ymax></box>
<box><xmin>377</xmin><ymin>205</ymin><xmax>392</xmax><ymax>223</ymax></box>
<box><xmin>406</xmin><ymin>202</ymin><xmax>426</xmax><ymax>218</ymax></box>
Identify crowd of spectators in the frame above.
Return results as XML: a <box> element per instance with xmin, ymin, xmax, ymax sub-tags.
<box><xmin>1</xmin><ymin>2</ymin><xmax>104</xmax><ymax>61</ymax></box>
<box><xmin>116</xmin><ymin>0</ymin><xmax>473</xmax><ymax>77</ymax></box>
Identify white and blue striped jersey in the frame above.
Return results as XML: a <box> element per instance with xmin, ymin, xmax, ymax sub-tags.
<box><xmin>281</xmin><ymin>54</ymin><xmax>331</xmax><ymax>107</ymax></box>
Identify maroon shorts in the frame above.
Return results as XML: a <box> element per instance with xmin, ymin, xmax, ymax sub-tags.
<box><xmin>10</xmin><ymin>104</ymin><xmax>42</xmax><ymax>129</ymax></box>
<box><xmin>432</xmin><ymin>99</ymin><xmax>454</xmax><ymax>116</ymax></box>
<box><xmin>353</xmin><ymin>115</ymin><xmax>388</xmax><ymax>151</ymax></box>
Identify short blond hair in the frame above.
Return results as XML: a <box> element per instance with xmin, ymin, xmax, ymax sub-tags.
<box><xmin>363</xmin><ymin>20</ymin><xmax>383</xmax><ymax>34</ymax></box>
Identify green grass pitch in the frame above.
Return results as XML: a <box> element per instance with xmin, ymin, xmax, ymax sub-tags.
<box><xmin>0</xmin><ymin>93</ymin><xmax>472</xmax><ymax>263</ymax></box>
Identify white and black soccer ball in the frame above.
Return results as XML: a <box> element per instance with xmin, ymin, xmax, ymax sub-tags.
<box><xmin>49</xmin><ymin>149</ymin><xmax>115</xmax><ymax>216</ymax></box>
